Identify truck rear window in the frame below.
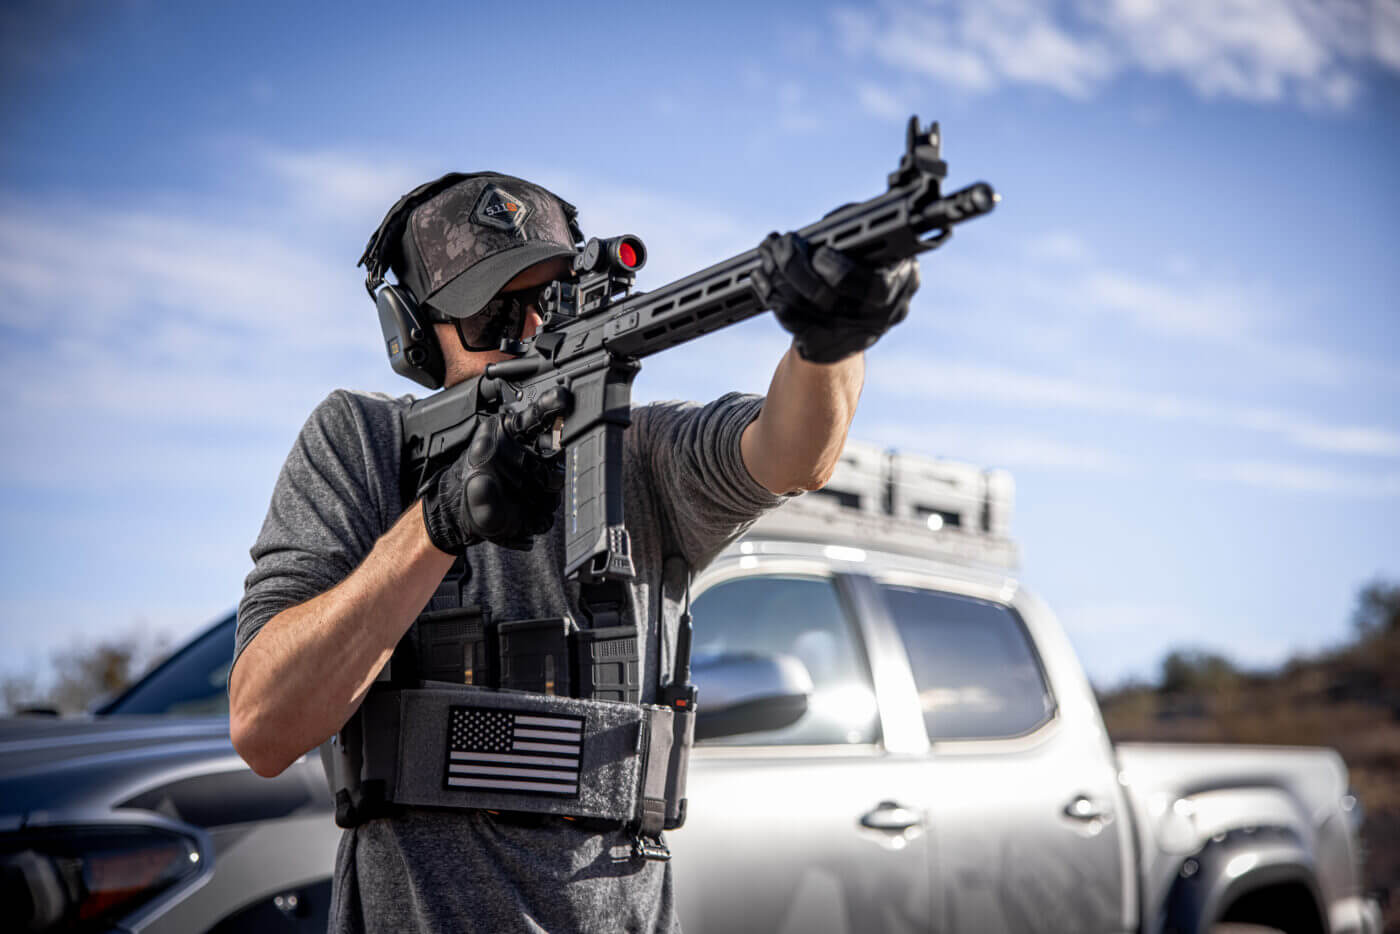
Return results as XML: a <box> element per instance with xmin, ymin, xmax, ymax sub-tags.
<box><xmin>879</xmin><ymin>586</ymin><xmax>1053</xmax><ymax>741</ymax></box>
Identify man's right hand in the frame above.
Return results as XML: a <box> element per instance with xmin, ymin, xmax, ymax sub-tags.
<box><xmin>422</xmin><ymin>389</ymin><xmax>572</xmax><ymax>553</ymax></box>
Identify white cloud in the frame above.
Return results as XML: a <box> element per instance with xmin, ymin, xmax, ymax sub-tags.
<box><xmin>869</xmin><ymin>356</ymin><xmax>1400</xmax><ymax>459</ymax></box>
<box><xmin>252</xmin><ymin>144</ymin><xmax>426</xmax><ymax>223</ymax></box>
<box><xmin>0</xmin><ymin>150</ymin><xmax>771</xmax><ymax>447</ymax></box>
<box><xmin>963</xmin><ymin>0</ymin><xmax>1117</xmax><ymax>98</ymax></box>
<box><xmin>1094</xmin><ymin>0</ymin><xmax>1339</xmax><ymax>102</ymax></box>
<box><xmin>1026</xmin><ymin>230</ymin><xmax>1095</xmax><ymax>264</ymax></box>
<box><xmin>1213</xmin><ymin>460</ymin><xmax>1400</xmax><ymax>497</ymax></box>
<box><xmin>1082</xmin><ymin>269</ymin><xmax>1262</xmax><ymax>341</ymax></box>
<box><xmin>0</xmin><ymin>197</ymin><xmax>357</xmax><ymax>344</ymax></box>
<box><xmin>775</xmin><ymin>79</ymin><xmax>825</xmax><ymax>133</ymax></box>
<box><xmin>1012</xmin><ymin>229</ymin><xmax>1396</xmax><ymax>392</ymax></box>
<box><xmin>1233</xmin><ymin>408</ymin><xmax>1400</xmax><ymax>457</ymax></box>
<box><xmin>1377</xmin><ymin>0</ymin><xmax>1400</xmax><ymax>69</ymax></box>
<box><xmin>834</xmin><ymin>0</ymin><xmax>1400</xmax><ymax>109</ymax></box>
<box><xmin>1013</xmin><ymin>243</ymin><xmax>1253</xmax><ymax>344</ymax></box>
<box><xmin>857</xmin><ymin>81</ymin><xmax>907</xmax><ymax>120</ymax></box>
<box><xmin>0</xmin><ymin>193</ymin><xmax>380</xmax><ymax>451</ymax></box>
<box><xmin>858</xmin><ymin>419</ymin><xmax>1121</xmax><ymax>471</ymax></box>
<box><xmin>735</xmin><ymin>67</ymin><xmax>828</xmax><ymax>135</ymax></box>
<box><xmin>836</xmin><ymin>3</ymin><xmax>999</xmax><ymax>91</ymax></box>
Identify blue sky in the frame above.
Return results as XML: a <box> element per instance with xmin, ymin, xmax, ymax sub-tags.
<box><xmin>1</xmin><ymin>0</ymin><xmax>1397</xmax><ymax>691</ymax></box>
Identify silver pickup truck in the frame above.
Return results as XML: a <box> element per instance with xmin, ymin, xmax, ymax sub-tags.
<box><xmin>0</xmin><ymin>446</ymin><xmax>1384</xmax><ymax>933</ymax></box>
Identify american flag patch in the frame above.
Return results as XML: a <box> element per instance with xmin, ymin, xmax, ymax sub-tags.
<box><xmin>444</xmin><ymin>706</ymin><xmax>585</xmax><ymax>797</ymax></box>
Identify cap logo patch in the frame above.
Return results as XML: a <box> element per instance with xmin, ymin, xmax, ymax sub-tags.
<box><xmin>473</xmin><ymin>185</ymin><xmax>533</xmax><ymax>233</ymax></box>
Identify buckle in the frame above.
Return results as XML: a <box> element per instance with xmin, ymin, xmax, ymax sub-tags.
<box><xmin>632</xmin><ymin>833</ymin><xmax>671</xmax><ymax>862</ymax></box>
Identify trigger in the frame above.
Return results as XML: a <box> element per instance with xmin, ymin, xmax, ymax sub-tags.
<box><xmin>550</xmin><ymin>417</ymin><xmax>564</xmax><ymax>456</ymax></box>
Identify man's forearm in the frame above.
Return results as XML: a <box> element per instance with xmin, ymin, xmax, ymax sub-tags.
<box><xmin>741</xmin><ymin>344</ymin><xmax>864</xmax><ymax>495</ymax></box>
<box><xmin>229</xmin><ymin>504</ymin><xmax>455</xmax><ymax>777</ymax></box>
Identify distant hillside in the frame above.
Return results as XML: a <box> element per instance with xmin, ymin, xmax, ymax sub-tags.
<box><xmin>1098</xmin><ymin>580</ymin><xmax>1399</xmax><ymax>930</ymax></box>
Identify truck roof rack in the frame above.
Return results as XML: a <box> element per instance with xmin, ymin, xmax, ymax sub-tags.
<box><xmin>745</xmin><ymin>441</ymin><xmax>1018</xmax><ymax>570</ymax></box>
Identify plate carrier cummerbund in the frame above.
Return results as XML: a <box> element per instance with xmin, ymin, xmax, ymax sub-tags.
<box><xmin>321</xmin><ymin>451</ymin><xmax>698</xmax><ymax>849</ymax></box>
<box><xmin>322</xmin><ymin>682</ymin><xmax>694</xmax><ymax>838</ymax></box>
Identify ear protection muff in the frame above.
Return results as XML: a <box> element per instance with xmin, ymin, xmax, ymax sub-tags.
<box><xmin>373</xmin><ymin>277</ymin><xmax>446</xmax><ymax>390</ymax></box>
<box><xmin>358</xmin><ymin>172</ymin><xmax>584</xmax><ymax>391</ymax></box>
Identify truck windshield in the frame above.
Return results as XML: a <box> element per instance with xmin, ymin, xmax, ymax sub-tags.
<box><xmin>100</xmin><ymin>615</ymin><xmax>235</xmax><ymax>717</ymax></box>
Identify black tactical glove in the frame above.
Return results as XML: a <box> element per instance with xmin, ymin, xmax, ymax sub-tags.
<box><xmin>751</xmin><ymin>231</ymin><xmax>920</xmax><ymax>364</ymax></box>
<box><xmin>422</xmin><ymin>387</ymin><xmax>572</xmax><ymax>553</ymax></box>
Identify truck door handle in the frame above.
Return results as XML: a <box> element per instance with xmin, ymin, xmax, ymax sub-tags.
<box><xmin>1063</xmin><ymin>795</ymin><xmax>1109</xmax><ymax>821</ymax></box>
<box><xmin>860</xmin><ymin>801</ymin><xmax>922</xmax><ymax>832</ymax></box>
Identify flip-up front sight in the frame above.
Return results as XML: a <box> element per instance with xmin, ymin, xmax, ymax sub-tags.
<box><xmin>888</xmin><ymin>116</ymin><xmax>948</xmax><ymax>189</ymax></box>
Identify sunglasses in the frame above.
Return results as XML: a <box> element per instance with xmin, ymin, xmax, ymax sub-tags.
<box><xmin>453</xmin><ymin>284</ymin><xmax>552</xmax><ymax>352</ymax></box>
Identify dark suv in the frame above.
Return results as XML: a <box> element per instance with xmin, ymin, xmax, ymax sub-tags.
<box><xmin>1</xmin><ymin>615</ymin><xmax>341</xmax><ymax>932</ymax></box>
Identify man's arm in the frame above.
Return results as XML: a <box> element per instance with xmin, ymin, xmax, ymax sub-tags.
<box><xmin>741</xmin><ymin>345</ymin><xmax>863</xmax><ymax>495</ymax></box>
<box><xmin>740</xmin><ymin>229</ymin><xmax>916</xmax><ymax>494</ymax></box>
<box><xmin>229</xmin><ymin>505</ymin><xmax>454</xmax><ymax>777</ymax></box>
<box><xmin>230</xmin><ymin>382</ymin><xmax>568</xmax><ymax>778</ymax></box>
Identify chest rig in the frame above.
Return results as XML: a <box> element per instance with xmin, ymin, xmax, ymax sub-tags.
<box><xmin>320</xmin><ymin>459</ymin><xmax>696</xmax><ymax>860</ymax></box>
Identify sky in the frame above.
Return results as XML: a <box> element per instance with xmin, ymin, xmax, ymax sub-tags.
<box><xmin>0</xmin><ymin>0</ymin><xmax>1397</xmax><ymax>693</ymax></box>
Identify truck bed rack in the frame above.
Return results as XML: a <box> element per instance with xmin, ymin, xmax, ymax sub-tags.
<box><xmin>747</xmin><ymin>442</ymin><xmax>1018</xmax><ymax>570</ymax></box>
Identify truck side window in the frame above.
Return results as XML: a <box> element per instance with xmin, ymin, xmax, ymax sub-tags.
<box><xmin>880</xmin><ymin>586</ymin><xmax>1054</xmax><ymax>740</ymax></box>
<box><xmin>690</xmin><ymin>575</ymin><xmax>879</xmax><ymax>746</ymax></box>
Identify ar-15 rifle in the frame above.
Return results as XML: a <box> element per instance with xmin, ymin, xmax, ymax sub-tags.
<box><xmin>401</xmin><ymin>116</ymin><xmax>997</xmax><ymax>589</ymax></box>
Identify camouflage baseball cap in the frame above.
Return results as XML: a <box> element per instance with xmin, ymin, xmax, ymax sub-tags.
<box><xmin>387</xmin><ymin>173</ymin><xmax>580</xmax><ymax>321</ymax></box>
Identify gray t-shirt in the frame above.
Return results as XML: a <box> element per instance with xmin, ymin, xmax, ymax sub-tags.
<box><xmin>236</xmin><ymin>388</ymin><xmax>787</xmax><ymax>934</ymax></box>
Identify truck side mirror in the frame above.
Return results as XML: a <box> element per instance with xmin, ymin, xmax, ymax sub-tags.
<box><xmin>692</xmin><ymin>652</ymin><xmax>813</xmax><ymax>741</ymax></box>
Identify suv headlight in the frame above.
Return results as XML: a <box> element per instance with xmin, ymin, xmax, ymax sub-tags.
<box><xmin>1</xmin><ymin>824</ymin><xmax>203</xmax><ymax>932</ymax></box>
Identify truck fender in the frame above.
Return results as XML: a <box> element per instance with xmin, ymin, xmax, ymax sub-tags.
<box><xmin>1160</xmin><ymin>825</ymin><xmax>1326</xmax><ymax>934</ymax></box>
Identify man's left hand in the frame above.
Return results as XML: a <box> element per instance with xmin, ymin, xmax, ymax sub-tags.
<box><xmin>751</xmin><ymin>231</ymin><xmax>919</xmax><ymax>364</ymax></box>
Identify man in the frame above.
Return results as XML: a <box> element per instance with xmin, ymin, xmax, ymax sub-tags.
<box><xmin>229</xmin><ymin>172</ymin><xmax>917</xmax><ymax>932</ymax></box>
